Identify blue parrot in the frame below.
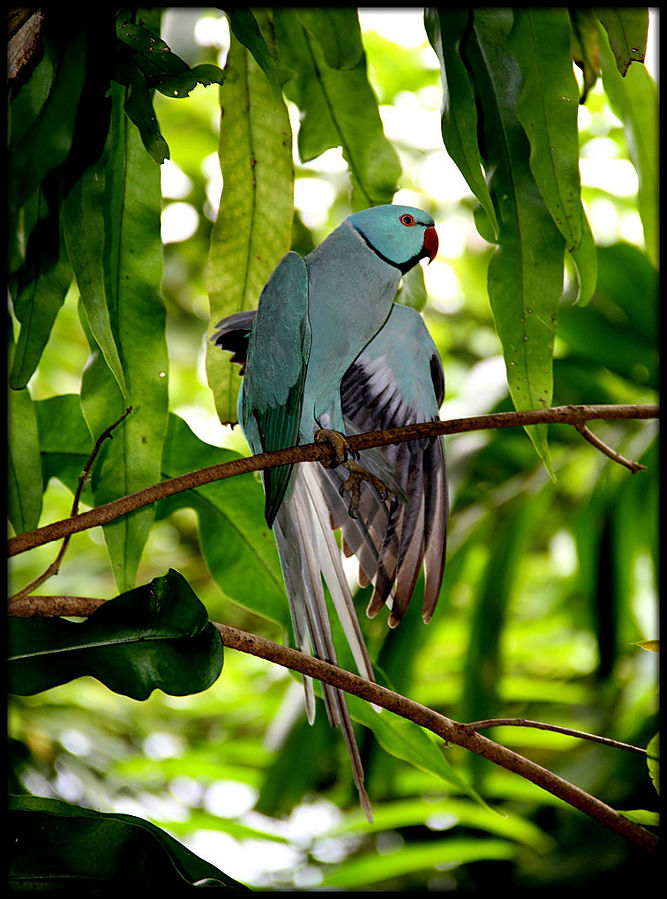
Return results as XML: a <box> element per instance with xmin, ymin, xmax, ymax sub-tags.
<box><xmin>212</xmin><ymin>205</ymin><xmax>447</xmax><ymax>819</ymax></box>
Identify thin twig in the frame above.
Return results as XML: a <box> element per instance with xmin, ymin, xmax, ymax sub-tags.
<box><xmin>574</xmin><ymin>423</ymin><xmax>647</xmax><ymax>473</ymax></box>
<box><xmin>7</xmin><ymin>403</ymin><xmax>658</xmax><ymax>558</ymax></box>
<box><xmin>210</xmin><ymin>622</ymin><xmax>658</xmax><ymax>855</ymax></box>
<box><xmin>461</xmin><ymin>717</ymin><xmax>647</xmax><ymax>755</ymax></box>
<box><xmin>8</xmin><ymin>407</ymin><xmax>133</xmax><ymax>601</ymax></box>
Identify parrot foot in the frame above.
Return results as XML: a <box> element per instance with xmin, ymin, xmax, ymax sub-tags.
<box><xmin>339</xmin><ymin>460</ymin><xmax>393</xmax><ymax>519</ymax></box>
<box><xmin>314</xmin><ymin>428</ymin><xmax>359</xmax><ymax>468</ymax></box>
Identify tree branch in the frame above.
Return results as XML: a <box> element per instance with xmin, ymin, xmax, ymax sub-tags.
<box><xmin>6</xmin><ymin>596</ymin><xmax>658</xmax><ymax>853</ymax></box>
<box><xmin>211</xmin><ymin>623</ymin><xmax>657</xmax><ymax>854</ymax></box>
<box><xmin>461</xmin><ymin>717</ymin><xmax>647</xmax><ymax>755</ymax></box>
<box><xmin>7</xmin><ymin>403</ymin><xmax>657</xmax><ymax>558</ymax></box>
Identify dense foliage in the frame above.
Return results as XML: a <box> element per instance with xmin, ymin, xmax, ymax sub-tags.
<box><xmin>8</xmin><ymin>8</ymin><xmax>658</xmax><ymax>890</ymax></box>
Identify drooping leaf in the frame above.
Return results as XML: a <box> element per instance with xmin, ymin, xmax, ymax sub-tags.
<box><xmin>424</xmin><ymin>8</ymin><xmax>499</xmax><ymax>240</ymax></box>
<box><xmin>79</xmin><ymin>71</ymin><xmax>169</xmax><ymax>593</ymax></box>
<box><xmin>295</xmin><ymin>9</ymin><xmax>364</xmax><ymax>70</ymax></box>
<box><xmin>226</xmin><ymin>8</ymin><xmax>292</xmax><ymax>89</ymax></box>
<box><xmin>8</xmin><ymin>386</ymin><xmax>43</xmax><ymax>535</ymax></box>
<box><xmin>275</xmin><ymin>8</ymin><xmax>401</xmax><ymax>210</ymax></box>
<box><xmin>509</xmin><ymin>8</ymin><xmax>581</xmax><ymax>250</ymax></box>
<box><xmin>9</xmin><ymin>187</ymin><xmax>72</xmax><ymax>389</ymax></box>
<box><xmin>594</xmin><ymin>7</ymin><xmax>649</xmax><ymax>76</ymax></box>
<box><xmin>157</xmin><ymin>414</ymin><xmax>289</xmax><ymax>631</ymax></box>
<box><xmin>568</xmin><ymin>203</ymin><xmax>598</xmax><ymax>306</ymax></box>
<box><xmin>9</xmin><ymin>795</ymin><xmax>247</xmax><ymax>890</ymax></box>
<box><xmin>8</xmin><ymin>570</ymin><xmax>223</xmax><ymax>699</ymax></box>
<box><xmin>155</xmin><ymin>63</ymin><xmax>225</xmax><ymax>98</ymax></box>
<box><xmin>569</xmin><ymin>8</ymin><xmax>601</xmax><ymax>103</ymax></box>
<box><xmin>466</xmin><ymin>9</ymin><xmax>565</xmax><ymax>476</ymax></box>
<box><xmin>598</xmin><ymin>21</ymin><xmax>658</xmax><ymax>267</ymax></box>
<box><xmin>206</xmin><ymin>32</ymin><xmax>293</xmax><ymax>426</ymax></box>
<box><xmin>115</xmin><ymin>57</ymin><xmax>171</xmax><ymax>164</ymax></box>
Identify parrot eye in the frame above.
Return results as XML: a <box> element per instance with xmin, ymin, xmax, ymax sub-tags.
<box><xmin>399</xmin><ymin>214</ymin><xmax>415</xmax><ymax>226</ymax></box>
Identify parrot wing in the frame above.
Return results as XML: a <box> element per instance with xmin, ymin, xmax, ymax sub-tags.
<box><xmin>238</xmin><ymin>251</ymin><xmax>311</xmax><ymax>526</ymax></box>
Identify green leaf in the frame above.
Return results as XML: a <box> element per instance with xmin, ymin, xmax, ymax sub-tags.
<box><xmin>646</xmin><ymin>733</ymin><xmax>659</xmax><ymax>796</ymax></box>
<box><xmin>594</xmin><ymin>7</ymin><xmax>649</xmax><ymax>76</ymax></box>
<box><xmin>275</xmin><ymin>8</ymin><xmax>401</xmax><ymax>210</ymax></box>
<box><xmin>63</xmin><ymin>161</ymin><xmax>127</xmax><ymax>396</ymax></box>
<box><xmin>509</xmin><ymin>8</ymin><xmax>581</xmax><ymax>249</ymax></box>
<box><xmin>467</xmin><ymin>9</ymin><xmax>566</xmax><ymax>476</ymax></box>
<box><xmin>295</xmin><ymin>9</ymin><xmax>364</xmax><ymax>70</ymax></box>
<box><xmin>116</xmin><ymin>58</ymin><xmax>170</xmax><ymax>164</ymax></box>
<box><xmin>8</xmin><ymin>570</ymin><xmax>223</xmax><ymax>699</ymax></box>
<box><xmin>598</xmin><ymin>22</ymin><xmax>658</xmax><ymax>268</ymax></box>
<box><xmin>9</xmin><ymin>795</ymin><xmax>247</xmax><ymax>890</ymax></box>
<box><xmin>320</xmin><ymin>838</ymin><xmax>515</xmax><ymax>889</ymax></box>
<box><xmin>424</xmin><ymin>9</ymin><xmax>499</xmax><ymax>240</ymax></box>
<box><xmin>226</xmin><ymin>8</ymin><xmax>292</xmax><ymax>89</ymax></box>
<box><xmin>36</xmin><ymin>394</ymin><xmax>93</xmax><ymax>494</ymax></box>
<box><xmin>568</xmin><ymin>203</ymin><xmax>598</xmax><ymax>306</ymax></box>
<box><xmin>569</xmin><ymin>9</ymin><xmax>602</xmax><ymax>102</ymax></box>
<box><xmin>616</xmin><ymin>809</ymin><xmax>659</xmax><ymax>827</ymax></box>
<box><xmin>155</xmin><ymin>63</ymin><xmax>225</xmax><ymax>99</ymax></box>
<box><xmin>158</xmin><ymin>414</ymin><xmax>289</xmax><ymax>631</ymax></box>
<box><xmin>9</xmin><ymin>189</ymin><xmax>73</xmax><ymax>389</ymax></box>
<box><xmin>8</xmin><ymin>386</ymin><xmax>43</xmax><ymax>534</ymax></box>
<box><xmin>79</xmin><ymin>75</ymin><xmax>169</xmax><ymax>592</ymax></box>
<box><xmin>206</xmin><ymin>33</ymin><xmax>294</xmax><ymax>426</ymax></box>
<box><xmin>115</xmin><ymin>18</ymin><xmax>188</xmax><ymax>79</ymax></box>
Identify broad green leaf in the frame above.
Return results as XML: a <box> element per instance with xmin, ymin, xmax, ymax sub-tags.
<box><xmin>206</xmin><ymin>33</ymin><xmax>293</xmax><ymax>426</ymax></box>
<box><xmin>9</xmin><ymin>190</ymin><xmax>72</xmax><ymax>389</ymax></box>
<box><xmin>275</xmin><ymin>8</ymin><xmax>401</xmax><ymax>210</ymax></box>
<box><xmin>80</xmin><ymin>74</ymin><xmax>169</xmax><ymax>592</ymax></box>
<box><xmin>157</xmin><ymin>414</ymin><xmax>289</xmax><ymax>631</ymax></box>
<box><xmin>8</xmin><ymin>570</ymin><xmax>223</xmax><ymax>699</ymax></box>
<box><xmin>296</xmin><ymin>9</ymin><xmax>364</xmax><ymax>70</ymax></box>
<box><xmin>155</xmin><ymin>63</ymin><xmax>225</xmax><ymax>98</ymax></box>
<box><xmin>598</xmin><ymin>22</ymin><xmax>658</xmax><ymax>267</ymax></box>
<box><xmin>36</xmin><ymin>394</ymin><xmax>93</xmax><ymax>495</ymax></box>
<box><xmin>510</xmin><ymin>8</ymin><xmax>581</xmax><ymax>249</ymax></box>
<box><xmin>594</xmin><ymin>7</ymin><xmax>649</xmax><ymax>76</ymax></box>
<box><xmin>320</xmin><ymin>838</ymin><xmax>515</xmax><ymax>888</ymax></box>
<box><xmin>468</xmin><ymin>9</ymin><xmax>566</xmax><ymax>475</ymax></box>
<box><xmin>9</xmin><ymin>795</ymin><xmax>247</xmax><ymax>890</ymax></box>
<box><xmin>8</xmin><ymin>386</ymin><xmax>43</xmax><ymax>534</ymax></box>
<box><xmin>63</xmin><ymin>161</ymin><xmax>127</xmax><ymax>396</ymax></box>
<box><xmin>424</xmin><ymin>9</ymin><xmax>499</xmax><ymax>240</ymax></box>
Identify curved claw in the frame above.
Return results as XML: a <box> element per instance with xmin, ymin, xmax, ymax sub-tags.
<box><xmin>339</xmin><ymin>460</ymin><xmax>394</xmax><ymax>518</ymax></box>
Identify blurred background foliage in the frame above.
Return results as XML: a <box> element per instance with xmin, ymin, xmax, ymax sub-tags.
<box><xmin>8</xmin><ymin>8</ymin><xmax>658</xmax><ymax>890</ymax></box>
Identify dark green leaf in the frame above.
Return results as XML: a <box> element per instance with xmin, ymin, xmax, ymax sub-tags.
<box><xmin>117</xmin><ymin>59</ymin><xmax>170</xmax><ymax>164</ymax></box>
<box><xmin>155</xmin><ymin>63</ymin><xmax>225</xmax><ymax>98</ymax></box>
<box><xmin>226</xmin><ymin>8</ymin><xmax>291</xmax><ymax>89</ymax></box>
<box><xmin>424</xmin><ymin>8</ymin><xmax>499</xmax><ymax>239</ymax></box>
<box><xmin>8</xmin><ymin>387</ymin><xmax>43</xmax><ymax>534</ymax></box>
<box><xmin>9</xmin><ymin>795</ymin><xmax>247</xmax><ymax>890</ymax></box>
<box><xmin>36</xmin><ymin>394</ymin><xmax>93</xmax><ymax>494</ymax></box>
<box><xmin>594</xmin><ymin>7</ymin><xmax>649</xmax><ymax>76</ymax></box>
<box><xmin>8</xmin><ymin>570</ymin><xmax>223</xmax><ymax>699</ymax></box>
<box><xmin>569</xmin><ymin>8</ymin><xmax>601</xmax><ymax>102</ymax></box>
<box><xmin>646</xmin><ymin>733</ymin><xmax>659</xmax><ymax>796</ymax></box>
<box><xmin>115</xmin><ymin>18</ymin><xmax>189</xmax><ymax>78</ymax></box>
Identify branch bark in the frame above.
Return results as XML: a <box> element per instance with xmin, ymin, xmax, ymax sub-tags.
<box><xmin>7</xmin><ymin>403</ymin><xmax>657</xmax><ymax>558</ymax></box>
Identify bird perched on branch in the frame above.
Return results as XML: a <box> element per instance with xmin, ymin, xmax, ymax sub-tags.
<box><xmin>213</xmin><ymin>204</ymin><xmax>447</xmax><ymax>820</ymax></box>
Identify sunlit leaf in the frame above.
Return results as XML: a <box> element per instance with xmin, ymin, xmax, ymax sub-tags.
<box><xmin>206</xmin><ymin>33</ymin><xmax>293</xmax><ymax>426</ymax></box>
<box><xmin>646</xmin><ymin>733</ymin><xmax>659</xmax><ymax>796</ymax></box>
<box><xmin>296</xmin><ymin>9</ymin><xmax>364</xmax><ymax>70</ymax></box>
<box><xmin>8</xmin><ymin>570</ymin><xmax>223</xmax><ymax>699</ymax></box>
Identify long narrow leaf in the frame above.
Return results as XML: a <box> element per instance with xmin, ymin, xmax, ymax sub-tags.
<box><xmin>80</xmin><ymin>71</ymin><xmax>169</xmax><ymax>592</ymax></box>
<box><xmin>424</xmin><ymin>8</ymin><xmax>499</xmax><ymax>239</ymax></box>
<box><xmin>509</xmin><ymin>8</ymin><xmax>581</xmax><ymax>250</ymax></box>
<box><xmin>8</xmin><ymin>386</ymin><xmax>43</xmax><ymax>535</ymax></box>
<box><xmin>206</xmin><ymin>32</ymin><xmax>294</xmax><ymax>425</ymax></box>
<box><xmin>594</xmin><ymin>8</ymin><xmax>649</xmax><ymax>76</ymax></box>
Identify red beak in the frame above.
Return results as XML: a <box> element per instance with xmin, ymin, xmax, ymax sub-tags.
<box><xmin>423</xmin><ymin>225</ymin><xmax>438</xmax><ymax>263</ymax></box>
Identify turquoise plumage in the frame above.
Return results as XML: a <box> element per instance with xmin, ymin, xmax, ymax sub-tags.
<box><xmin>213</xmin><ymin>205</ymin><xmax>447</xmax><ymax>820</ymax></box>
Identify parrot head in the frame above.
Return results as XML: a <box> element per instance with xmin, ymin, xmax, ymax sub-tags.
<box><xmin>348</xmin><ymin>204</ymin><xmax>438</xmax><ymax>274</ymax></box>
